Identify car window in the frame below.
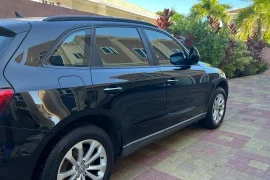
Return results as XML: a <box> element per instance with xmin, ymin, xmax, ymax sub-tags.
<box><xmin>0</xmin><ymin>28</ymin><xmax>15</xmax><ymax>56</ymax></box>
<box><xmin>144</xmin><ymin>29</ymin><xmax>185</xmax><ymax>65</ymax></box>
<box><xmin>50</xmin><ymin>29</ymin><xmax>91</xmax><ymax>67</ymax></box>
<box><xmin>95</xmin><ymin>27</ymin><xmax>149</xmax><ymax>66</ymax></box>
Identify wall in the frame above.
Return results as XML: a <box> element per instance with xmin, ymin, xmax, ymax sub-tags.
<box><xmin>0</xmin><ymin>0</ymin><xmax>96</xmax><ymax>18</ymax></box>
<box><xmin>35</xmin><ymin>0</ymin><xmax>156</xmax><ymax>23</ymax></box>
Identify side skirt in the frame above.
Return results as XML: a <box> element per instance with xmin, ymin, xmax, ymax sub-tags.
<box><xmin>120</xmin><ymin>112</ymin><xmax>207</xmax><ymax>158</ymax></box>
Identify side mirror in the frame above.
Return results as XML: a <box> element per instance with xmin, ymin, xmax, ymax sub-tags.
<box><xmin>170</xmin><ymin>52</ymin><xmax>187</xmax><ymax>65</ymax></box>
<box><xmin>50</xmin><ymin>55</ymin><xmax>64</xmax><ymax>66</ymax></box>
<box><xmin>188</xmin><ymin>47</ymin><xmax>200</xmax><ymax>65</ymax></box>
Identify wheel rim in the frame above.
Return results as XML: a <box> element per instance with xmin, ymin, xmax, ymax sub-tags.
<box><xmin>57</xmin><ymin>140</ymin><xmax>107</xmax><ymax>180</ymax></box>
<box><xmin>212</xmin><ymin>94</ymin><xmax>225</xmax><ymax>124</ymax></box>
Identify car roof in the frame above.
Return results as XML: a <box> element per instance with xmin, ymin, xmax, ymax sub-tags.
<box><xmin>5</xmin><ymin>15</ymin><xmax>156</xmax><ymax>28</ymax></box>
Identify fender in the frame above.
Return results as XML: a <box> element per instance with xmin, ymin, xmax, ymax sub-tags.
<box><xmin>207</xmin><ymin>77</ymin><xmax>228</xmax><ymax>107</ymax></box>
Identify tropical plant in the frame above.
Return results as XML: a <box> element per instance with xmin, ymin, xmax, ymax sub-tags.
<box><xmin>222</xmin><ymin>41</ymin><xmax>259</xmax><ymax>78</ymax></box>
<box><xmin>170</xmin><ymin>12</ymin><xmax>185</xmax><ymax>23</ymax></box>
<box><xmin>170</xmin><ymin>16</ymin><xmax>228</xmax><ymax>66</ymax></box>
<box><xmin>154</xmin><ymin>8</ymin><xmax>175</xmax><ymax>30</ymax></box>
<box><xmin>246</xmin><ymin>33</ymin><xmax>266</xmax><ymax>61</ymax></box>
<box><xmin>246</xmin><ymin>33</ymin><xmax>269</xmax><ymax>73</ymax></box>
<box><xmin>168</xmin><ymin>8</ymin><xmax>269</xmax><ymax>78</ymax></box>
<box><xmin>236</xmin><ymin>0</ymin><xmax>270</xmax><ymax>41</ymax></box>
<box><xmin>190</xmin><ymin>0</ymin><xmax>232</xmax><ymax>25</ymax></box>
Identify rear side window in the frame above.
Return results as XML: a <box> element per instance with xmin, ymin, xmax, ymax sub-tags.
<box><xmin>95</xmin><ymin>27</ymin><xmax>149</xmax><ymax>66</ymax></box>
<box><xmin>0</xmin><ymin>28</ymin><xmax>15</xmax><ymax>55</ymax></box>
<box><xmin>49</xmin><ymin>29</ymin><xmax>91</xmax><ymax>67</ymax></box>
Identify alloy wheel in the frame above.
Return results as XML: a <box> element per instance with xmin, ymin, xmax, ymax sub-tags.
<box><xmin>57</xmin><ymin>140</ymin><xmax>107</xmax><ymax>180</ymax></box>
<box><xmin>212</xmin><ymin>93</ymin><xmax>225</xmax><ymax>124</ymax></box>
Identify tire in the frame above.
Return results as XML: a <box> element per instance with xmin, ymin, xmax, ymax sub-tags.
<box><xmin>40</xmin><ymin>125</ymin><xmax>114</xmax><ymax>180</ymax></box>
<box><xmin>200</xmin><ymin>87</ymin><xmax>227</xmax><ymax>129</ymax></box>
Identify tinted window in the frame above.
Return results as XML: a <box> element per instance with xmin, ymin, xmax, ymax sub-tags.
<box><xmin>95</xmin><ymin>27</ymin><xmax>149</xmax><ymax>66</ymax></box>
<box><xmin>145</xmin><ymin>29</ymin><xmax>185</xmax><ymax>65</ymax></box>
<box><xmin>0</xmin><ymin>29</ymin><xmax>15</xmax><ymax>55</ymax></box>
<box><xmin>50</xmin><ymin>29</ymin><xmax>91</xmax><ymax>67</ymax></box>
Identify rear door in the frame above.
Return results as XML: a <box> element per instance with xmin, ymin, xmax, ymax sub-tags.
<box><xmin>143</xmin><ymin>28</ymin><xmax>208</xmax><ymax>131</ymax></box>
<box><xmin>91</xmin><ymin>26</ymin><xmax>166</xmax><ymax>150</ymax></box>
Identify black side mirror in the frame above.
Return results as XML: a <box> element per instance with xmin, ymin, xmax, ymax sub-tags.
<box><xmin>188</xmin><ymin>47</ymin><xmax>200</xmax><ymax>65</ymax></box>
<box><xmin>170</xmin><ymin>52</ymin><xmax>187</xmax><ymax>65</ymax></box>
<box><xmin>50</xmin><ymin>55</ymin><xmax>64</xmax><ymax>66</ymax></box>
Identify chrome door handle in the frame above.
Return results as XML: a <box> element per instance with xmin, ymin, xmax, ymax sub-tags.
<box><xmin>104</xmin><ymin>87</ymin><xmax>122</xmax><ymax>94</ymax></box>
<box><xmin>167</xmin><ymin>79</ymin><xmax>178</xmax><ymax>83</ymax></box>
<box><xmin>104</xmin><ymin>87</ymin><xmax>122</xmax><ymax>91</ymax></box>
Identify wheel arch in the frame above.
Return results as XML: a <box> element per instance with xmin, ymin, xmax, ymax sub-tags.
<box><xmin>31</xmin><ymin>113</ymin><xmax>122</xmax><ymax>179</ymax></box>
<box><xmin>216</xmin><ymin>79</ymin><xmax>228</xmax><ymax>99</ymax></box>
<box><xmin>207</xmin><ymin>78</ymin><xmax>228</xmax><ymax>107</ymax></box>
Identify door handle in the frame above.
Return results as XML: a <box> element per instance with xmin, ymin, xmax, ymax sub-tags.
<box><xmin>104</xmin><ymin>87</ymin><xmax>122</xmax><ymax>94</ymax></box>
<box><xmin>167</xmin><ymin>79</ymin><xmax>178</xmax><ymax>83</ymax></box>
<box><xmin>166</xmin><ymin>79</ymin><xmax>178</xmax><ymax>86</ymax></box>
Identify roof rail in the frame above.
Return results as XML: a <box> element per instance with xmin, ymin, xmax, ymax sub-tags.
<box><xmin>43</xmin><ymin>15</ymin><xmax>156</xmax><ymax>27</ymax></box>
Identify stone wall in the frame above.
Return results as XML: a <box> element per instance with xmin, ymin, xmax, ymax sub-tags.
<box><xmin>0</xmin><ymin>0</ymin><xmax>96</xmax><ymax>18</ymax></box>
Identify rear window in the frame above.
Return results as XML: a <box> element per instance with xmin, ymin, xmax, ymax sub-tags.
<box><xmin>0</xmin><ymin>28</ymin><xmax>16</xmax><ymax>55</ymax></box>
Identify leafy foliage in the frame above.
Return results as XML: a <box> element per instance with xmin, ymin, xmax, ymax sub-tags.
<box><xmin>246</xmin><ymin>34</ymin><xmax>269</xmax><ymax>73</ymax></box>
<box><xmin>190</xmin><ymin>0</ymin><xmax>232</xmax><ymax>24</ymax></box>
<box><xmin>236</xmin><ymin>0</ymin><xmax>270</xmax><ymax>41</ymax></box>
<box><xmin>171</xmin><ymin>12</ymin><xmax>185</xmax><ymax>23</ymax></box>
<box><xmin>154</xmin><ymin>9</ymin><xmax>174</xmax><ymax>30</ymax></box>
<box><xmin>247</xmin><ymin>33</ymin><xmax>266</xmax><ymax>61</ymax></box>
<box><xmin>160</xmin><ymin>0</ymin><xmax>269</xmax><ymax>79</ymax></box>
<box><xmin>170</xmin><ymin>17</ymin><xmax>228</xmax><ymax>67</ymax></box>
<box><xmin>222</xmin><ymin>41</ymin><xmax>255</xmax><ymax>78</ymax></box>
<box><xmin>208</xmin><ymin>16</ymin><xmax>222</xmax><ymax>33</ymax></box>
<box><xmin>228</xmin><ymin>23</ymin><xmax>239</xmax><ymax>38</ymax></box>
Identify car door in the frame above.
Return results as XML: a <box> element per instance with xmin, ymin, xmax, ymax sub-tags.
<box><xmin>143</xmin><ymin>28</ymin><xmax>208</xmax><ymax>132</ymax></box>
<box><xmin>90</xmin><ymin>26</ymin><xmax>166</xmax><ymax>151</ymax></box>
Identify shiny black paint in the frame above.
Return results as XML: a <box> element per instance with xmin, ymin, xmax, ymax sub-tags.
<box><xmin>91</xmin><ymin>67</ymin><xmax>167</xmax><ymax>145</ymax></box>
<box><xmin>157</xmin><ymin>65</ymin><xmax>208</xmax><ymax>128</ymax></box>
<box><xmin>0</xmin><ymin>19</ymin><xmax>228</xmax><ymax>180</ymax></box>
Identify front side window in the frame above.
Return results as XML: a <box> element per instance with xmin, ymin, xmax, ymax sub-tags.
<box><xmin>144</xmin><ymin>29</ymin><xmax>186</xmax><ymax>65</ymax></box>
<box><xmin>95</xmin><ymin>27</ymin><xmax>149</xmax><ymax>66</ymax></box>
<box><xmin>49</xmin><ymin>29</ymin><xmax>91</xmax><ymax>67</ymax></box>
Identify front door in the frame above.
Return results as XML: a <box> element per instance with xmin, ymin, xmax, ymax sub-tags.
<box><xmin>143</xmin><ymin>29</ymin><xmax>208</xmax><ymax>130</ymax></box>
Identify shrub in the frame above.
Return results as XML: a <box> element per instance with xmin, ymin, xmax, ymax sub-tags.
<box><xmin>170</xmin><ymin>17</ymin><xmax>228</xmax><ymax>67</ymax></box>
<box><xmin>169</xmin><ymin>15</ymin><xmax>268</xmax><ymax>78</ymax></box>
<box><xmin>222</xmin><ymin>40</ymin><xmax>268</xmax><ymax>78</ymax></box>
<box><xmin>247</xmin><ymin>34</ymin><xmax>266</xmax><ymax>61</ymax></box>
<box><xmin>246</xmin><ymin>34</ymin><xmax>269</xmax><ymax>74</ymax></box>
<box><xmin>222</xmin><ymin>41</ymin><xmax>254</xmax><ymax>78</ymax></box>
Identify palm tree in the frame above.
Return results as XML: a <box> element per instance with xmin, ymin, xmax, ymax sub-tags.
<box><xmin>236</xmin><ymin>0</ymin><xmax>270</xmax><ymax>41</ymax></box>
<box><xmin>191</xmin><ymin>0</ymin><xmax>232</xmax><ymax>24</ymax></box>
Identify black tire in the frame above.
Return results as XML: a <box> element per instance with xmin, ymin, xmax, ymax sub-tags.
<box><xmin>200</xmin><ymin>87</ymin><xmax>227</xmax><ymax>129</ymax></box>
<box><xmin>40</xmin><ymin>125</ymin><xmax>114</xmax><ymax>180</ymax></box>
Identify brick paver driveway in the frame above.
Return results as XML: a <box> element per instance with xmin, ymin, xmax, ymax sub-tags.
<box><xmin>112</xmin><ymin>70</ymin><xmax>270</xmax><ymax>180</ymax></box>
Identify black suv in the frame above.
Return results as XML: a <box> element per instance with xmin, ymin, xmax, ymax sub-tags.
<box><xmin>0</xmin><ymin>16</ymin><xmax>228</xmax><ymax>180</ymax></box>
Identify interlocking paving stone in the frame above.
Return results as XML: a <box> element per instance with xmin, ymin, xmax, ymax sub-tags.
<box><xmin>112</xmin><ymin>70</ymin><xmax>270</xmax><ymax>179</ymax></box>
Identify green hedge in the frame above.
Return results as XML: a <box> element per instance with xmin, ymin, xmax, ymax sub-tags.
<box><xmin>169</xmin><ymin>17</ymin><xmax>269</xmax><ymax>78</ymax></box>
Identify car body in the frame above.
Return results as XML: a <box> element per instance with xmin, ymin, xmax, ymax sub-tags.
<box><xmin>0</xmin><ymin>16</ymin><xmax>228</xmax><ymax>180</ymax></box>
